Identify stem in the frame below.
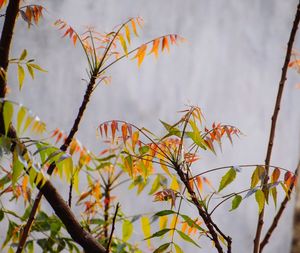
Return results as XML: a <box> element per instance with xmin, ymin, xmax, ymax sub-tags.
<box><xmin>106</xmin><ymin>203</ymin><xmax>120</xmax><ymax>253</ymax></box>
<box><xmin>175</xmin><ymin>165</ymin><xmax>224</xmax><ymax>253</ymax></box>
<box><xmin>104</xmin><ymin>179</ymin><xmax>112</xmax><ymax>240</ymax></box>
<box><xmin>253</xmin><ymin>2</ymin><xmax>300</xmax><ymax>252</ymax></box>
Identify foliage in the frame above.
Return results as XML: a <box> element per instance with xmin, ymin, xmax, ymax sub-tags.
<box><xmin>0</xmin><ymin>1</ymin><xmax>299</xmax><ymax>253</ymax></box>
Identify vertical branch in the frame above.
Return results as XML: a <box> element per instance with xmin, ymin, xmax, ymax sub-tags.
<box><xmin>0</xmin><ymin>0</ymin><xmax>21</xmax><ymax>98</ymax></box>
<box><xmin>253</xmin><ymin>2</ymin><xmax>300</xmax><ymax>253</ymax></box>
<box><xmin>105</xmin><ymin>203</ymin><xmax>120</xmax><ymax>253</ymax></box>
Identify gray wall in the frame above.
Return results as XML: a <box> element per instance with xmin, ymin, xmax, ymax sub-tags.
<box><xmin>8</xmin><ymin>0</ymin><xmax>300</xmax><ymax>252</ymax></box>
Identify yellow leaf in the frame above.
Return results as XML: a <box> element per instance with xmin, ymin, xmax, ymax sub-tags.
<box><xmin>159</xmin><ymin>216</ymin><xmax>168</xmax><ymax>230</ymax></box>
<box><xmin>119</xmin><ymin>34</ymin><xmax>128</xmax><ymax>56</ymax></box>
<box><xmin>141</xmin><ymin>216</ymin><xmax>151</xmax><ymax>247</ymax></box>
<box><xmin>18</xmin><ymin>65</ymin><xmax>25</xmax><ymax>90</ymax></box>
<box><xmin>160</xmin><ymin>159</ymin><xmax>171</xmax><ymax>176</ymax></box>
<box><xmin>170</xmin><ymin>175</ymin><xmax>180</xmax><ymax>191</ymax></box>
<box><xmin>125</xmin><ymin>24</ymin><xmax>131</xmax><ymax>44</ymax></box>
<box><xmin>169</xmin><ymin>214</ymin><xmax>177</xmax><ymax>238</ymax></box>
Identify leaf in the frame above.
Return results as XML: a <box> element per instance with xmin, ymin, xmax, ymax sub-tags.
<box><xmin>255</xmin><ymin>189</ymin><xmax>265</xmax><ymax>213</ymax></box>
<box><xmin>174</xmin><ymin>243</ymin><xmax>184</xmax><ymax>253</ymax></box>
<box><xmin>162</xmin><ymin>36</ymin><xmax>169</xmax><ymax>52</ymax></box>
<box><xmin>153</xmin><ymin>243</ymin><xmax>170</xmax><ymax>253</ymax></box>
<box><xmin>131</xmin><ymin>19</ymin><xmax>138</xmax><ymax>37</ymax></box>
<box><xmin>12</xmin><ymin>149</ymin><xmax>24</xmax><ymax>185</ymax></box>
<box><xmin>3</xmin><ymin>101</ymin><xmax>13</xmax><ymax>135</ymax></box>
<box><xmin>159</xmin><ymin>216</ymin><xmax>168</xmax><ymax>230</ymax></box>
<box><xmin>122</xmin><ymin>220</ymin><xmax>133</xmax><ymax>242</ymax></box>
<box><xmin>18</xmin><ymin>65</ymin><xmax>25</xmax><ymax>90</ymax></box>
<box><xmin>20</xmin><ymin>49</ymin><xmax>27</xmax><ymax>61</ymax></box>
<box><xmin>176</xmin><ymin>230</ymin><xmax>201</xmax><ymax>248</ymax></box>
<box><xmin>28</xmin><ymin>63</ymin><xmax>47</xmax><ymax>72</ymax></box>
<box><xmin>119</xmin><ymin>34</ymin><xmax>128</xmax><ymax>55</ymax></box>
<box><xmin>179</xmin><ymin>214</ymin><xmax>204</xmax><ymax>231</ymax></box>
<box><xmin>271</xmin><ymin>168</ymin><xmax>280</xmax><ymax>183</ymax></box>
<box><xmin>0</xmin><ymin>209</ymin><xmax>4</xmax><ymax>222</ymax></box>
<box><xmin>121</xmin><ymin>123</ymin><xmax>128</xmax><ymax>144</ymax></box>
<box><xmin>144</xmin><ymin>228</ymin><xmax>171</xmax><ymax>240</ymax></box>
<box><xmin>271</xmin><ymin>187</ymin><xmax>277</xmax><ymax>208</ymax></box>
<box><xmin>132</xmin><ymin>44</ymin><xmax>147</xmax><ymax>67</ymax></box>
<box><xmin>218</xmin><ymin>168</ymin><xmax>236</xmax><ymax>192</ymax></box>
<box><xmin>141</xmin><ymin>216</ymin><xmax>151</xmax><ymax>246</ymax></box>
<box><xmin>17</xmin><ymin>106</ymin><xmax>27</xmax><ymax>134</ymax></box>
<box><xmin>230</xmin><ymin>195</ymin><xmax>242</xmax><ymax>211</ymax></box>
<box><xmin>124</xmin><ymin>24</ymin><xmax>131</xmax><ymax>44</ymax></box>
<box><xmin>26</xmin><ymin>64</ymin><xmax>34</xmax><ymax>79</ymax></box>
<box><xmin>154</xmin><ymin>210</ymin><xmax>175</xmax><ymax>217</ymax></box>
<box><xmin>170</xmin><ymin>175</ymin><xmax>180</xmax><ymax>191</ymax></box>
<box><xmin>160</xmin><ymin>120</ymin><xmax>181</xmax><ymax>137</ymax></box>
<box><xmin>160</xmin><ymin>160</ymin><xmax>171</xmax><ymax>176</ymax></box>
<box><xmin>251</xmin><ymin>166</ymin><xmax>265</xmax><ymax>188</ymax></box>
<box><xmin>150</xmin><ymin>39</ymin><xmax>160</xmax><ymax>58</ymax></box>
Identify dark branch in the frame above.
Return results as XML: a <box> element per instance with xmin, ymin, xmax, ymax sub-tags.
<box><xmin>253</xmin><ymin>1</ymin><xmax>300</xmax><ymax>253</ymax></box>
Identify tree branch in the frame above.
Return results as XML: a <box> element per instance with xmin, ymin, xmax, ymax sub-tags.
<box><xmin>259</xmin><ymin>161</ymin><xmax>300</xmax><ymax>252</ymax></box>
<box><xmin>106</xmin><ymin>203</ymin><xmax>120</xmax><ymax>253</ymax></box>
<box><xmin>252</xmin><ymin>1</ymin><xmax>300</xmax><ymax>252</ymax></box>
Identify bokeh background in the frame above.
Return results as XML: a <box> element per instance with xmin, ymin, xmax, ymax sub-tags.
<box><xmin>7</xmin><ymin>0</ymin><xmax>300</xmax><ymax>252</ymax></box>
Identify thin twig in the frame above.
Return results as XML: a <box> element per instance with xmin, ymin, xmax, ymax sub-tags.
<box><xmin>106</xmin><ymin>203</ymin><xmax>120</xmax><ymax>253</ymax></box>
<box><xmin>253</xmin><ymin>2</ymin><xmax>300</xmax><ymax>253</ymax></box>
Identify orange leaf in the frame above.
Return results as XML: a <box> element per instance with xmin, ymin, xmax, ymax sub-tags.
<box><xmin>132</xmin><ymin>44</ymin><xmax>147</xmax><ymax>67</ymax></box>
<box><xmin>169</xmin><ymin>34</ymin><xmax>177</xmax><ymax>45</ymax></box>
<box><xmin>162</xmin><ymin>36</ymin><xmax>169</xmax><ymax>52</ymax></box>
<box><xmin>271</xmin><ymin>168</ymin><xmax>280</xmax><ymax>183</ymax></box>
<box><xmin>121</xmin><ymin>123</ymin><xmax>128</xmax><ymax>144</ymax></box>
<box><xmin>104</xmin><ymin>123</ymin><xmax>108</xmax><ymax>137</ymax></box>
<box><xmin>131</xmin><ymin>19</ymin><xmax>138</xmax><ymax>37</ymax></box>
<box><xmin>125</xmin><ymin>24</ymin><xmax>131</xmax><ymax>44</ymax></box>
<box><xmin>111</xmin><ymin>120</ymin><xmax>118</xmax><ymax>141</ymax></box>
<box><xmin>132</xmin><ymin>131</ymin><xmax>139</xmax><ymax>150</ymax></box>
<box><xmin>149</xmin><ymin>39</ymin><xmax>160</xmax><ymax>58</ymax></box>
<box><xmin>196</xmin><ymin>176</ymin><xmax>203</xmax><ymax>192</ymax></box>
<box><xmin>72</xmin><ymin>34</ymin><xmax>78</xmax><ymax>45</ymax></box>
<box><xmin>77</xmin><ymin>190</ymin><xmax>91</xmax><ymax>204</ymax></box>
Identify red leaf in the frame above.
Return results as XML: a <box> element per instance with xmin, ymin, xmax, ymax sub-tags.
<box><xmin>162</xmin><ymin>36</ymin><xmax>169</xmax><ymax>52</ymax></box>
<box><xmin>271</xmin><ymin>168</ymin><xmax>280</xmax><ymax>183</ymax></box>
<box><xmin>111</xmin><ymin>120</ymin><xmax>118</xmax><ymax>141</ymax></box>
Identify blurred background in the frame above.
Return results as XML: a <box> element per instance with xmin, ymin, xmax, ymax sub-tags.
<box><xmin>7</xmin><ymin>0</ymin><xmax>300</xmax><ymax>252</ymax></box>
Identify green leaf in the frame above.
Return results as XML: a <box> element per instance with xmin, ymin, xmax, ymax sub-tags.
<box><xmin>218</xmin><ymin>168</ymin><xmax>236</xmax><ymax>192</ymax></box>
<box><xmin>186</xmin><ymin>131</ymin><xmax>207</xmax><ymax>150</ymax></box>
<box><xmin>0</xmin><ymin>209</ymin><xmax>4</xmax><ymax>222</ymax></box>
<box><xmin>3</xmin><ymin>101</ymin><xmax>13</xmax><ymax>135</ymax></box>
<box><xmin>18</xmin><ymin>65</ymin><xmax>25</xmax><ymax>90</ymax></box>
<box><xmin>153</xmin><ymin>243</ymin><xmax>170</xmax><ymax>253</ymax></box>
<box><xmin>17</xmin><ymin>106</ymin><xmax>27</xmax><ymax>134</ymax></box>
<box><xmin>154</xmin><ymin>209</ymin><xmax>176</xmax><ymax>217</ymax></box>
<box><xmin>144</xmin><ymin>228</ymin><xmax>171</xmax><ymax>240</ymax></box>
<box><xmin>29</xmin><ymin>63</ymin><xmax>47</xmax><ymax>72</ymax></box>
<box><xmin>160</xmin><ymin>120</ymin><xmax>181</xmax><ymax>137</ymax></box>
<box><xmin>26</xmin><ymin>241</ymin><xmax>34</xmax><ymax>253</ymax></box>
<box><xmin>122</xmin><ymin>220</ymin><xmax>133</xmax><ymax>242</ymax></box>
<box><xmin>174</xmin><ymin>243</ymin><xmax>184</xmax><ymax>253</ymax></box>
<box><xmin>20</xmin><ymin>49</ymin><xmax>27</xmax><ymax>60</ymax></box>
<box><xmin>179</xmin><ymin>214</ymin><xmax>204</xmax><ymax>231</ymax></box>
<box><xmin>176</xmin><ymin>230</ymin><xmax>201</xmax><ymax>248</ymax></box>
<box><xmin>255</xmin><ymin>189</ymin><xmax>265</xmax><ymax>213</ymax></box>
<box><xmin>230</xmin><ymin>195</ymin><xmax>242</xmax><ymax>211</ymax></box>
<box><xmin>149</xmin><ymin>175</ymin><xmax>161</xmax><ymax>195</ymax></box>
